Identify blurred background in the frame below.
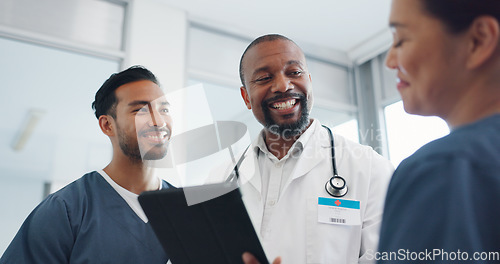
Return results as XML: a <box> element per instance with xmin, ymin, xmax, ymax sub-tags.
<box><xmin>0</xmin><ymin>0</ymin><xmax>449</xmax><ymax>254</ymax></box>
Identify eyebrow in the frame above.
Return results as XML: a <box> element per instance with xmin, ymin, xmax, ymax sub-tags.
<box><xmin>251</xmin><ymin>60</ymin><xmax>305</xmax><ymax>77</ymax></box>
<box><xmin>286</xmin><ymin>60</ymin><xmax>304</xmax><ymax>68</ymax></box>
<box><xmin>128</xmin><ymin>100</ymin><xmax>170</xmax><ymax>107</ymax></box>
<box><xmin>389</xmin><ymin>21</ymin><xmax>407</xmax><ymax>29</ymax></box>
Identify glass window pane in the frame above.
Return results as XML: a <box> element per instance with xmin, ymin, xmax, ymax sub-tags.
<box><xmin>0</xmin><ymin>36</ymin><xmax>119</xmax><ymax>255</ymax></box>
<box><xmin>332</xmin><ymin>119</ymin><xmax>359</xmax><ymax>143</ymax></box>
<box><xmin>188</xmin><ymin>79</ymin><xmax>262</xmax><ymax>138</ymax></box>
<box><xmin>310</xmin><ymin>107</ymin><xmax>359</xmax><ymax>143</ymax></box>
<box><xmin>384</xmin><ymin>101</ymin><xmax>449</xmax><ymax>167</ymax></box>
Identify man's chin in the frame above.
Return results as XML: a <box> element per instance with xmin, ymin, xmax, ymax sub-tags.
<box><xmin>266</xmin><ymin>117</ymin><xmax>310</xmax><ymax>137</ymax></box>
<box><xmin>140</xmin><ymin>146</ymin><xmax>168</xmax><ymax>161</ymax></box>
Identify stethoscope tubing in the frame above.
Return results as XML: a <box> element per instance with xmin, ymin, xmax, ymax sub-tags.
<box><xmin>228</xmin><ymin>125</ymin><xmax>348</xmax><ymax>198</ymax></box>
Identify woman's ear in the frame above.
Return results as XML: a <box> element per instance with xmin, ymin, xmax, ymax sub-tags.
<box><xmin>99</xmin><ymin>115</ymin><xmax>115</xmax><ymax>137</ymax></box>
<box><xmin>466</xmin><ymin>15</ymin><xmax>500</xmax><ymax>69</ymax></box>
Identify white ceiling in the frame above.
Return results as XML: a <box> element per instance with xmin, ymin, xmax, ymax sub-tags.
<box><xmin>159</xmin><ymin>0</ymin><xmax>393</xmax><ymax>64</ymax></box>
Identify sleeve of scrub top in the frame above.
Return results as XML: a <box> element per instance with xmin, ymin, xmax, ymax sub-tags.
<box><xmin>359</xmin><ymin>152</ymin><xmax>394</xmax><ymax>262</ymax></box>
<box><xmin>377</xmin><ymin>156</ymin><xmax>494</xmax><ymax>263</ymax></box>
<box><xmin>0</xmin><ymin>195</ymin><xmax>74</xmax><ymax>264</ymax></box>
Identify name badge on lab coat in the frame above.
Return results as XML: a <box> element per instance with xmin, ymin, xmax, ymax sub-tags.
<box><xmin>317</xmin><ymin>197</ymin><xmax>361</xmax><ymax>226</ymax></box>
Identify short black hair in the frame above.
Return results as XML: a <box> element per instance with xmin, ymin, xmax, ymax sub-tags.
<box><xmin>92</xmin><ymin>65</ymin><xmax>159</xmax><ymax>119</ymax></box>
<box><xmin>420</xmin><ymin>0</ymin><xmax>500</xmax><ymax>34</ymax></box>
<box><xmin>239</xmin><ymin>34</ymin><xmax>298</xmax><ymax>86</ymax></box>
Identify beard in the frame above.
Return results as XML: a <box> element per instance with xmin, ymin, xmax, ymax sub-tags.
<box><xmin>117</xmin><ymin>124</ymin><xmax>168</xmax><ymax>162</ymax></box>
<box><xmin>140</xmin><ymin>142</ymin><xmax>168</xmax><ymax>161</ymax></box>
<box><xmin>261</xmin><ymin>93</ymin><xmax>310</xmax><ymax>138</ymax></box>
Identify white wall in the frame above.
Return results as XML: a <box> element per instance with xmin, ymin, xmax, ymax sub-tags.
<box><xmin>125</xmin><ymin>0</ymin><xmax>187</xmax><ymax>93</ymax></box>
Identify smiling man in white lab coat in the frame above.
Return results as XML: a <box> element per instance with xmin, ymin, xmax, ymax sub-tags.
<box><xmin>237</xmin><ymin>34</ymin><xmax>394</xmax><ymax>264</ymax></box>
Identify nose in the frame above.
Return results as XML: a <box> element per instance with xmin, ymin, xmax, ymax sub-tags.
<box><xmin>270</xmin><ymin>74</ymin><xmax>293</xmax><ymax>93</ymax></box>
<box><xmin>385</xmin><ymin>47</ymin><xmax>398</xmax><ymax>70</ymax></box>
<box><xmin>147</xmin><ymin>104</ymin><xmax>166</xmax><ymax>128</ymax></box>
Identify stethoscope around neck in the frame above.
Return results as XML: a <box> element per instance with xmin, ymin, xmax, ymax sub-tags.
<box><xmin>227</xmin><ymin>125</ymin><xmax>348</xmax><ymax>198</ymax></box>
<box><xmin>322</xmin><ymin>125</ymin><xmax>348</xmax><ymax>197</ymax></box>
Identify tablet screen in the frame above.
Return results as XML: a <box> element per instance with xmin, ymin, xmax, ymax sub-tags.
<box><xmin>139</xmin><ymin>182</ymin><xmax>269</xmax><ymax>264</ymax></box>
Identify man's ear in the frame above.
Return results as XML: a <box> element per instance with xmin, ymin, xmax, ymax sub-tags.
<box><xmin>99</xmin><ymin>115</ymin><xmax>115</xmax><ymax>137</ymax></box>
<box><xmin>240</xmin><ymin>86</ymin><xmax>252</xmax><ymax>110</ymax></box>
<box><xmin>466</xmin><ymin>15</ymin><xmax>500</xmax><ymax>69</ymax></box>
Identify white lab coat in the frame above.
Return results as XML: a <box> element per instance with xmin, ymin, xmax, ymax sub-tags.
<box><xmin>235</xmin><ymin>121</ymin><xmax>394</xmax><ymax>264</ymax></box>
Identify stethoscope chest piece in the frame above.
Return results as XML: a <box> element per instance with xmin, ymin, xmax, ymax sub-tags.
<box><xmin>325</xmin><ymin>175</ymin><xmax>348</xmax><ymax>197</ymax></box>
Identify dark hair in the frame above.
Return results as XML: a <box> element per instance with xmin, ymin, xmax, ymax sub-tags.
<box><xmin>420</xmin><ymin>0</ymin><xmax>500</xmax><ymax>34</ymax></box>
<box><xmin>92</xmin><ymin>65</ymin><xmax>159</xmax><ymax>119</ymax></box>
<box><xmin>239</xmin><ymin>34</ymin><xmax>298</xmax><ymax>86</ymax></box>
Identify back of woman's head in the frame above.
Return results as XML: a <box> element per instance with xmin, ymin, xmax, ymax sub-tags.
<box><xmin>421</xmin><ymin>0</ymin><xmax>500</xmax><ymax>34</ymax></box>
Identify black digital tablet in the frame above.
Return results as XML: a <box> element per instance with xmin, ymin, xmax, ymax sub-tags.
<box><xmin>138</xmin><ymin>182</ymin><xmax>269</xmax><ymax>264</ymax></box>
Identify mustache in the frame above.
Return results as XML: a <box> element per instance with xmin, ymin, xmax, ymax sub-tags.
<box><xmin>262</xmin><ymin>92</ymin><xmax>305</xmax><ymax>105</ymax></box>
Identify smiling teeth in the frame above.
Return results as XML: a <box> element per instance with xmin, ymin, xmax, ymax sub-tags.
<box><xmin>145</xmin><ymin>131</ymin><xmax>168</xmax><ymax>140</ymax></box>
<box><xmin>272</xmin><ymin>99</ymin><xmax>296</xmax><ymax>110</ymax></box>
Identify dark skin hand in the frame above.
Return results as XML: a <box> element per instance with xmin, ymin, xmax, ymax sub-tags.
<box><xmin>242</xmin><ymin>252</ymin><xmax>281</xmax><ymax>264</ymax></box>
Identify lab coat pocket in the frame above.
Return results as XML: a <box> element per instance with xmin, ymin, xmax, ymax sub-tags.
<box><xmin>305</xmin><ymin>197</ymin><xmax>360</xmax><ymax>264</ymax></box>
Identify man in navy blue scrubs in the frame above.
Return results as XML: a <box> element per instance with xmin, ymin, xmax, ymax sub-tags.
<box><xmin>0</xmin><ymin>66</ymin><xmax>173</xmax><ymax>264</ymax></box>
